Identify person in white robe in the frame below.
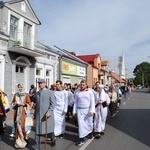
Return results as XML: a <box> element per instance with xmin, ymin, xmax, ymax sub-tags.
<box><xmin>94</xmin><ymin>84</ymin><xmax>110</xmax><ymax>139</ymax></box>
<box><xmin>54</xmin><ymin>80</ymin><xmax>68</xmax><ymax>138</ymax></box>
<box><xmin>73</xmin><ymin>80</ymin><xmax>95</xmax><ymax>146</ymax></box>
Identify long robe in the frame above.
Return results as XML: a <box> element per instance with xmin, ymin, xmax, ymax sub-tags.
<box><xmin>12</xmin><ymin>92</ymin><xmax>31</xmax><ymax>148</ymax></box>
<box><xmin>73</xmin><ymin>89</ymin><xmax>95</xmax><ymax>138</ymax></box>
<box><xmin>35</xmin><ymin>88</ymin><xmax>55</xmax><ymax>135</ymax></box>
<box><xmin>54</xmin><ymin>90</ymin><xmax>68</xmax><ymax>136</ymax></box>
<box><xmin>94</xmin><ymin>89</ymin><xmax>110</xmax><ymax>132</ymax></box>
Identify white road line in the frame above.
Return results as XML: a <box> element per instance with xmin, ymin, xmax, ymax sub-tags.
<box><xmin>123</xmin><ymin>102</ymin><xmax>126</xmax><ymax>105</ymax></box>
<box><xmin>79</xmin><ymin>137</ymin><xmax>94</xmax><ymax>150</ymax></box>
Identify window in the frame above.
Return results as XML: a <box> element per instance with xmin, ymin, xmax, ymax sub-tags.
<box><xmin>45</xmin><ymin>69</ymin><xmax>51</xmax><ymax>88</ymax></box>
<box><xmin>23</xmin><ymin>22</ymin><xmax>31</xmax><ymax>47</ymax></box>
<box><xmin>36</xmin><ymin>69</ymin><xmax>41</xmax><ymax>76</ymax></box>
<box><xmin>10</xmin><ymin>16</ymin><xmax>18</xmax><ymax>39</ymax></box>
<box><xmin>16</xmin><ymin>66</ymin><xmax>24</xmax><ymax>73</ymax></box>
<box><xmin>36</xmin><ymin>68</ymin><xmax>43</xmax><ymax>90</ymax></box>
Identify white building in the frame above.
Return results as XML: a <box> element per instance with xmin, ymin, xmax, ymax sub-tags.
<box><xmin>0</xmin><ymin>0</ymin><xmax>59</xmax><ymax>100</ymax></box>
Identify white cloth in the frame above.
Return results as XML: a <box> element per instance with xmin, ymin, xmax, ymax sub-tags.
<box><xmin>73</xmin><ymin>89</ymin><xmax>95</xmax><ymax>138</ymax></box>
<box><xmin>54</xmin><ymin>90</ymin><xmax>68</xmax><ymax>136</ymax></box>
<box><xmin>94</xmin><ymin>89</ymin><xmax>110</xmax><ymax>132</ymax></box>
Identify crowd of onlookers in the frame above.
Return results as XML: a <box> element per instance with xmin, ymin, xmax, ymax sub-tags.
<box><xmin>0</xmin><ymin>80</ymin><xmax>132</xmax><ymax>149</ymax></box>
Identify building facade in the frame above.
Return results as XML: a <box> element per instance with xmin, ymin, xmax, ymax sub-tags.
<box><xmin>0</xmin><ymin>0</ymin><xmax>59</xmax><ymax>100</ymax></box>
<box><xmin>54</xmin><ymin>49</ymin><xmax>88</xmax><ymax>86</ymax></box>
<box><xmin>77</xmin><ymin>54</ymin><xmax>102</xmax><ymax>86</ymax></box>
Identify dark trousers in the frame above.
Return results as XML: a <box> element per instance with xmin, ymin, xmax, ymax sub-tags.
<box><xmin>66</xmin><ymin>106</ymin><xmax>73</xmax><ymax>119</ymax></box>
<box><xmin>0</xmin><ymin>115</ymin><xmax>4</xmax><ymax>135</ymax></box>
<box><xmin>109</xmin><ymin>102</ymin><xmax>117</xmax><ymax>115</ymax></box>
<box><xmin>34</xmin><ymin>132</ymin><xmax>55</xmax><ymax>150</ymax></box>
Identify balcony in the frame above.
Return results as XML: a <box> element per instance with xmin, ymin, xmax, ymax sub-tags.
<box><xmin>7</xmin><ymin>30</ymin><xmax>45</xmax><ymax>57</ymax></box>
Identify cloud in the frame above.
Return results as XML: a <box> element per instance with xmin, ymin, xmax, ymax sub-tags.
<box><xmin>30</xmin><ymin>0</ymin><xmax>150</xmax><ymax>77</ymax></box>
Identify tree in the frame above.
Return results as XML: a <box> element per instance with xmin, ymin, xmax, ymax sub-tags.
<box><xmin>133</xmin><ymin>62</ymin><xmax>150</xmax><ymax>87</ymax></box>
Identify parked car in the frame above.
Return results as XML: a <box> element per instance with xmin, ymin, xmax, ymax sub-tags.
<box><xmin>136</xmin><ymin>85</ymin><xmax>142</xmax><ymax>89</ymax></box>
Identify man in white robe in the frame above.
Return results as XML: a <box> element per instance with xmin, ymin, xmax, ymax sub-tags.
<box><xmin>94</xmin><ymin>84</ymin><xmax>110</xmax><ymax>139</ymax></box>
<box><xmin>73</xmin><ymin>80</ymin><xmax>95</xmax><ymax>146</ymax></box>
<box><xmin>54</xmin><ymin>80</ymin><xmax>68</xmax><ymax>138</ymax></box>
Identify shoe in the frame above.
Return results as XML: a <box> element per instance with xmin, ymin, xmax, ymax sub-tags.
<box><xmin>76</xmin><ymin>141</ymin><xmax>84</xmax><ymax>146</ymax></box>
<box><xmin>32</xmin><ymin>144</ymin><xmax>40</xmax><ymax>150</ymax></box>
<box><xmin>51</xmin><ymin>140</ymin><xmax>56</xmax><ymax>147</ymax></box>
<box><xmin>59</xmin><ymin>134</ymin><xmax>64</xmax><ymax>139</ymax></box>
<box><xmin>26</xmin><ymin>130</ymin><xmax>31</xmax><ymax>134</ymax></box>
<box><xmin>95</xmin><ymin>134</ymin><xmax>101</xmax><ymax>139</ymax></box>
<box><xmin>100</xmin><ymin>130</ymin><xmax>105</xmax><ymax>135</ymax></box>
<box><xmin>25</xmin><ymin>138</ymin><xmax>29</xmax><ymax>146</ymax></box>
<box><xmin>76</xmin><ymin>138</ymin><xmax>84</xmax><ymax>146</ymax></box>
<box><xmin>9</xmin><ymin>133</ymin><xmax>15</xmax><ymax>138</ymax></box>
<box><xmin>87</xmin><ymin>133</ymin><xmax>93</xmax><ymax>139</ymax></box>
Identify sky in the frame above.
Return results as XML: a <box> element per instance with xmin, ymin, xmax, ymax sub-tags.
<box><xmin>29</xmin><ymin>0</ymin><xmax>150</xmax><ymax>78</ymax></box>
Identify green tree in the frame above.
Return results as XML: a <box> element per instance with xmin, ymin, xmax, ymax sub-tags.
<box><xmin>133</xmin><ymin>62</ymin><xmax>150</xmax><ymax>87</ymax></box>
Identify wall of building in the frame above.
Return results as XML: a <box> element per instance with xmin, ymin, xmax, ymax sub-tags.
<box><xmin>87</xmin><ymin>64</ymin><xmax>93</xmax><ymax>87</ymax></box>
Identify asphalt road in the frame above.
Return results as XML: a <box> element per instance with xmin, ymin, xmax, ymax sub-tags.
<box><xmin>0</xmin><ymin>88</ymin><xmax>150</xmax><ymax>150</ymax></box>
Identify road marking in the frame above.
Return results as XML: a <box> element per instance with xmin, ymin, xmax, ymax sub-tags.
<box><xmin>123</xmin><ymin>102</ymin><xmax>126</xmax><ymax>105</ymax></box>
<box><xmin>79</xmin><ymin>137</ymin><xmax>94</xmax><ymax>150</ymax></box>
<box><xmin>128</xmin><ymin>98</ymin><xmax>130</xmax><ymax>100</ymax></box>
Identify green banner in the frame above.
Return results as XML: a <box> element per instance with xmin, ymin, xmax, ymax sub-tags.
<box><xmin>62</xmin><ymin>61</ymin><xmax>77</xmax><ymax>75</ymax></box>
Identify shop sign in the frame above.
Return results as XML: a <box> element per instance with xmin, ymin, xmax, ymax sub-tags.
<box><xmin>77</xmin><ymin>66</ymin><xmax>86</xmax><ymax>77</ymax></box>
<box><xmin>62</xmin><ymin>61</ymin><xmax>77</xmax><ymax>75</ymax></box>
<box><xmin>62</xmin><ymin>61</ymin><xmax>86</xmax><ymax>77</ymax></box>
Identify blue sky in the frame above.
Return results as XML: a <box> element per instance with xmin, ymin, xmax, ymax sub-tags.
<box><xmin>29</xmin><ymin>0</ymin><xmax>150</xmax><ymax>77</ymax></box>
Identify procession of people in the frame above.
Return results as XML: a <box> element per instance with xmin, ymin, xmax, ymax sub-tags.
<box><xmin>0</xmin><ymin>79</ymin><xmax>131</xmax><ymax>149</ymax></box>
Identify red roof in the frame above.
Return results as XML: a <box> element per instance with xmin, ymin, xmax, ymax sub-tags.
<box><xmin>77</xmin><ymin>54</ymin><xmax>100</xmax><ymax>63</ymax></box>
<box><xmin>68</xmin><ymin>51</ymin><xmax>76</xmax><ymax>56</ymax></box>
<box><xmin>101</xmin><ymin>60</ymin><xmax>108</xmax><ymax>66</ymax></box>
<box><xmin>110</xmin><ymin>71</ymin><xmax>125</xmax><ymax>83</ymax></box>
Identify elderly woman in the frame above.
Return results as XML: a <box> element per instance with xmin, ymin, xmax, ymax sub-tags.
<box><xmin>108</xmin><ymin>86</ymin><xmax>117</xmax><ymax>118</ymax></box>
<box><xmin>11</xmin><ymin>84</ymin><xmax>32</xmax><ymax>148</ymax></box>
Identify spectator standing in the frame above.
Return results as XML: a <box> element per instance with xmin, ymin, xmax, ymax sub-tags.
<box><xmin>0</xmin><ymin>90</ymin><xmax>6</xmax><ymax>135</ymax></box>
<box><xmin>33</xmin><ymin>79</ymin><xmax>56</xmax><ymax>150</ymax></box>
<box><xmin>11</xmin><ymin>84</ymin><xmax>32</xmax><ymax>148</ymax></box>
<box><xmin>29</xmin><ymin>84</ymin><xmax>36</xmax><ymax>103</ymax></box>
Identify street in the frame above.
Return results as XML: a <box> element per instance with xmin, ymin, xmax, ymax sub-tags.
<box><xmin>0</xmin><ymin>88</ymin><xmax>150</xmax><ymax>150</ymax></box>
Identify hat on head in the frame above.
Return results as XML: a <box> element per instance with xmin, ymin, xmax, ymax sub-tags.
<box><xmin>97</xmin><ymin>84</ymin><xmax>104</xmax><ymax>88</ymax></box>
<box><xmin>37</xmin><ymin>79</ymin><xmax>46</xmax><ymax>83</ymax></box>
